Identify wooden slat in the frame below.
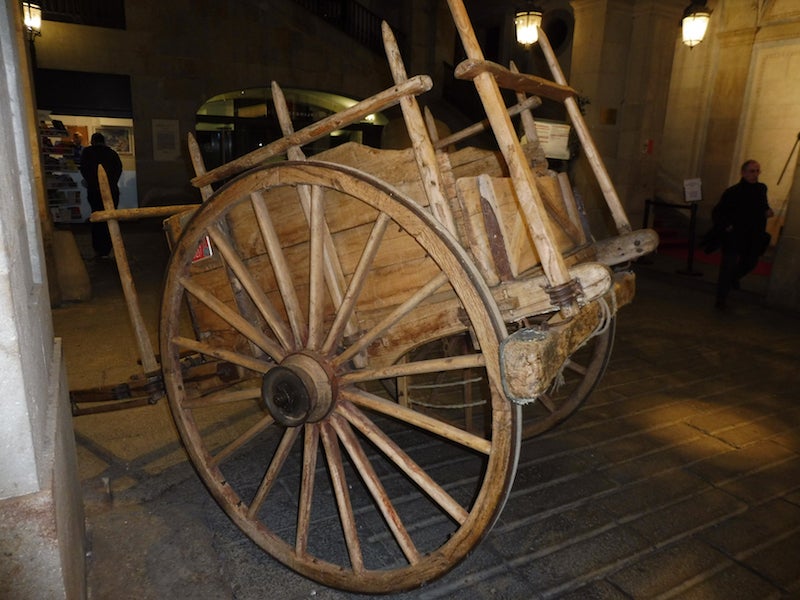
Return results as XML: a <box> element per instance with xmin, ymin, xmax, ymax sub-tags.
<box><xmin>319</xmin><ymin>422</ymin><xmax>365</xmax><ymax>574</ymax></box>
<box><xmin>330</xmin><ymin>414</ymin><xmax>421</xmax><ymax>564</ymax></box>
<box><xmin>338</xmin><ymin>401</ymin><xmax>469</xmax><ymax>523</ymax></box>
<box><xmin>296</xmin><ymin>424</ymin><xmax>320</xmax><ymax>555</ymax></box>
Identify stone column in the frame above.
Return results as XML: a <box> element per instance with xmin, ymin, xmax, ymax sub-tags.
<box><xmin>568</xmin><ymin>0</ymin><xmax>684</xmax><ymax>235</ymax></box>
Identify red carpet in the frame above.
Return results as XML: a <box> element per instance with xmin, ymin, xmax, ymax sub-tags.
<box><xmin>657</xmin><ymin>243</ymin><xmax>773</xmax><ymax>276</ymax></box>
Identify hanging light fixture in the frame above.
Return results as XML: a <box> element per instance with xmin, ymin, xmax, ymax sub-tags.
<box><xmin>681</xmin><ymin>1</ymin><xmax>711</xmax><ymax>48</ymax></box>
<box><xmin>515</xmin><ymin>4</ymin><xmax>543</xmax><ymax>46</ymax></box>
<box><xmin>21</xmin><ymin>1</ymin><xmax>42</xmax><ymax>39</ymax></box>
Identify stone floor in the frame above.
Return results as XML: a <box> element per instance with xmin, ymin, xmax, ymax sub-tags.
<box><xmin>52</xmin><ymin>221</ymin><xmax>800</xmax><ymax>599</ymax></box>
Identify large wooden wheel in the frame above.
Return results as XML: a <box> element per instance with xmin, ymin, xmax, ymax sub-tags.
<box><xmin>160</xmin><ymin>161</ymin><xmax>520</xmax><ymax>593</ymax></box>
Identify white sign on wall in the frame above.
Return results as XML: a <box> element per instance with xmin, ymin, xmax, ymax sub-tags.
<box><xmin>683</xmin><ymin>177</ymin><xmax>702</xmax><ymax>202</ymax></box>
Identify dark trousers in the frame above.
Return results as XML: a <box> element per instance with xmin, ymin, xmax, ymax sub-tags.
<box><xmin>87</xmin><ymin>188</ymin><xmax>119</xmax><ymax>257</ymax></box>
<box><xmin>715</xmin><ymin>241</ymin><xmax>762</xmax><ymax>303</ymax></box>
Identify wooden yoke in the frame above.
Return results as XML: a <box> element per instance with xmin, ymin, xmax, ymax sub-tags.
<box><xmin>446</xmin><ymin>0</ymin><xmax>580</xmax><ymax>316</ymax></box>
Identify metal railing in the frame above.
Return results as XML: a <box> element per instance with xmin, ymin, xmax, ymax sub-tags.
<box><xmin>291</xmin><ymin>0</ymin><xmax>387</xmax><ymax>54</ymax></box>
<box><xmin>41</xmin><ymin>0</ymin><xmax>126</xmax><ymax>29</ymax></box>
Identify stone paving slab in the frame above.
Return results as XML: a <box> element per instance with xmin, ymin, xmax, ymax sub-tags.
<box><xmin>52</xmin><ymin>229</ymin><xmax>800</xmax><ymax>599</ymax></box>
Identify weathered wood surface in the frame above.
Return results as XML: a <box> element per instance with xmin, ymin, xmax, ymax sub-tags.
<box><xmin>594</xmin><ymin>229</ymin><xmax>659</xmax><ymax>265</ymax></box>
<box><xmin>501</xmin><ymin>301</ymin><xmax>603</xmax><ymax>401</ymax></box>
<box><xmin>382</xmin><ymin>22</ymin><xmax>457</xmax><ymax>235</ymax></box>
<box><xmin>454</xmin><ymin>58</ymin><xmax>577</xmax><ymax>102</ymax></box>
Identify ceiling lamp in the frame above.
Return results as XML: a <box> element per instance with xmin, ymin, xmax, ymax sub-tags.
<box><xmin>515</xmin><ymin>5</ymin><xmax>543</xmax><ymax>46</ymax></box>
<box><xmin>681</xmin><ymin>1</ymin><xmax>711</xmax><ymax>48</ymax></box>
<box><xmin>21</xmin><ymin>2</ymin><xmax>42</xmax><ymax>38</ymax></box>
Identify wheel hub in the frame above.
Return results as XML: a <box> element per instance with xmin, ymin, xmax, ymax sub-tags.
<box><xmin>261</xmin><ymin>353</ymin><xmax>335</xmax><ymax>426</ymax></box>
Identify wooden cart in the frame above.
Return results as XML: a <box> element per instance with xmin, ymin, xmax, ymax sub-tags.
<box><xmin>86</xmin><ymin>0</ymin><xmax>657</xmax><ymax>593</ymax></box>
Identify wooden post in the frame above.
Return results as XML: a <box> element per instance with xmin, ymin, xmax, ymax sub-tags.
<box><xmin>98</xmin><ymin>166</ymin><xmax>160</xmax><ymax>375</ymax></box>
<box><xmin>536</xmin><ymin>26</ymin><xmax>631</xmax><ymax>234</ymax></box>
<box><xmin>382</xmin><ymin>22</ymin><xmax>457</xmax><ymax>235</ymax></box>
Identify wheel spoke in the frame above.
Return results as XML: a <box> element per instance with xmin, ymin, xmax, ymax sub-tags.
<box><xmin>333</xmin><ymin>271</ymin><xmax>449</xmax><ymax>368</ymax></box>
<box><xmin>320</xmin><ymin>422</ymin><xmax>365</xmax><ymax>574</ymax></box>
<box><xmin>210</xmin><ymin>413</ymin><xmax>274</xmax><ymax>468</ymax></box>
<box><xmin>296</xmin><ymin>423</ymin><xmax>320</xmax><ymax>556</ymax></box>
<box><xmin>536</xmin><ymin>391</ymin><xmax>557</xmax><ymax>414</ymax></box>
<box><xmin>329</xmin><ymin>412</ymin><xmax>422</xmax><ymax>564</ymax></box>
<box><xmin>272</xmin><ymin>81</ymin><xmax>357</xmax><ymax>343</ymax></box>
<box><xmin>342</xmin><ymin>386</ymin><xmax>491</xmax><ymax>454</ymax></box>
<box><xmin>322</xmin><ymin>212</ymin><xmax>391</xmax><ymax>356</ymax></box>
<box><xmin>250</xmin><ymin>190</ymin><xmax>306</xmax><ymax>347</ymax></box>
<box><xmin>180</xmin><ymin>276</ymin><xmax>286</xmax><ymax>360</ymax></box>
<box><xmin>340</xmin><ymin>353</ymin><xmax>486</xmax><ymax>385</ymax></box>
<box><xmin>307</xmin><ymin>185</ymin><xmax>326</xmax><ymax>350</ymax></box>
<box><xmin>172</xmin><ymin>335</ymin><xmax>273</xmax><ymax>373</ymax></box>
<box><xmin>337</xmin><ymin>400</ymin><xmax>469</xmax><ymax>524</ymax></box>
<box><xmin>206</xmin><ymin>225</ymin><xmax>294</xmax><ymax>351</ymax></box>
<box><xmin>563</xmin><ymin>357</ymin><xmax>588</xmax><ymax>376</ymax></box>
<box><xmin>183</xmin><ymin>385</ymin><xmax>261</xmax><ymax>409</ymax></box>
<box><xmin>248</xmin><ymin>425</ymin><xmax>301</xmax><ymax>518</ymax></box>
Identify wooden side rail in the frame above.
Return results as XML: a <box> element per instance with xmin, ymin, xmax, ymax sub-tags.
<box><xmin>191</xmin><ymin>75</ymin><xmax>433</xmax><ymax>189</ymax></box>
<box><xmin>454</xmin><ymin>58</ymin><xmax>577</xmax><ymax>103</ymax></box>
<box><xmin>434</xmin><ymin>94</ymin><xmax>542</xmax><ymax>150</ymax></box>
<box><xmin>89</xmin><ymin>204</ymin><xmax>196</xmax><ymax>223</ymax></box>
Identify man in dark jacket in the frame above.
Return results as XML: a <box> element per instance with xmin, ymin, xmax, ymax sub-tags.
<box><xmin>712</xmin><ymin>159</ymin><xmax>774</xmax><ymax>308</ymax></box>
<box><xmin>80</xmin><ymin>132</ymin><xmax>123</xmax><ymax>258</ymax></box>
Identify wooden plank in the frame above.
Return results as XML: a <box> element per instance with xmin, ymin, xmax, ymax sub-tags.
<box><xmin>593</xmin><ymin>229</ymin><xmax>659</xmax><ymax>265</ymax></box>
<box><xmin>557</xmin><ymin>171</ymin><xmax>589</xmax><ymax>245</ymax></box>
<box><xmin>455</xmin><ymin>175</ymin><xmax>578</xmax><ymax>280</ymax></box>
<box><xmin>455</xmin><ymin>58</ymin><xmax>577</xmax><ymax>102</ymax></box>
